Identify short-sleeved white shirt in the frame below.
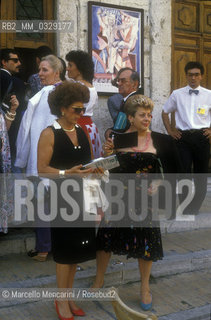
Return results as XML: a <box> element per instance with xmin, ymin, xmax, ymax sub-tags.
<box><xmin>163</xmin><ymin>85</ymin><xmax>211</xmax><ymax>130</ymax></box>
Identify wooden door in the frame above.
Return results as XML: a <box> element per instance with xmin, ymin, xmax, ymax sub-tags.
<box><xmin>0</xmin><ymin>0</ymin><xmax>54</xmax><ymax>50</ymax></box>
<box><xmin>0</xmin><ymin>0</ymin><xmax>55</xmax><ymax>80</ymax></box>
<box><xmin>172</xmin><ymin>0</ymin><xmax>211</xmax><ymax>90</ymax></box>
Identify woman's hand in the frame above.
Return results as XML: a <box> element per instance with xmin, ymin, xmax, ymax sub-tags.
<box><xmin>66</xmin><ymin>164</ymin><xmax>93</xmax><ymax>177</ymax></box>
<box><xmin>10</xmin><ymin>95</ymin><xmax>19</xmax><ymax>113</ymax></box>
<box><xmin>148</xmin><ymin>180</ymin><xmax>161</xmax><ymax>196</ymax></box>
<box><xmin>91</xmin><ymin>166</ymin><xmax>105</xmax><ymax>179</ymax></box>
<box><xmin>4</xmin><ymin>95</ymin><xmax>19</xmax><ymax>130</ymax></box>
<box><xmin>103</xmin><ymin>137</ymin><xmax>115</xmax><ymax>156</ymax></box>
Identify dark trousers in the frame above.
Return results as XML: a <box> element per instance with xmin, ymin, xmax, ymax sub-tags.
<box><xmin>176</xmin><ymin>129</ymin><xmax>210</xmax><ymax>214</ymax></box>
<box><xmin>28</xmin><ymin>176</ymin><xmax>51</xmax><ymax>253</ymax></box>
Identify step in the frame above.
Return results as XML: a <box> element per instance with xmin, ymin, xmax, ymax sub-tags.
<box><xmin>0</xmin><ymin>228</ymin><xmax>35</xmax><ymax>256</ymax></box>
<box><xmin>0</xmin><ymin>229</ymin><xmax>211</xmax><ymax>309</ymax></box>
<box><xmin>0</xmin><ymin>270</ymin><xmax>210</xmax><ymax>320</ymax></box>
<box><xmin>1</xmin><ymin>212</ymin><xmax>211</xmax><ymax>256</ymax></box>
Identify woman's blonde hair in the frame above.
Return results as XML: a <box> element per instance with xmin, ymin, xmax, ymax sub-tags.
<box><xmin>41</xmin><ymin>54</ymin><xmax>63</xmax><ymax>74</ymax></box>
<box><xmin>124</xmin><ymin>94</ymin><xmax>154</xmax><ymax>117</ymax></box>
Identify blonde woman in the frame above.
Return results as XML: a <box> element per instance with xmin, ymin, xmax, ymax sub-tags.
<box><xmin>94</xmin><ymin>94</ymin><xmax>182</xmax><ymax>311</ymax></box>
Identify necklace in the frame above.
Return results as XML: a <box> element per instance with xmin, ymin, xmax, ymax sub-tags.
<box><xmin>62</xmin><ymin>125</ymin><xmax>76</xmax><ymax>132</ymax></box>
<box><xmin>131</xmin><ymin>132</ymin><xmax>151</xmax><ymax>152</ymax></box>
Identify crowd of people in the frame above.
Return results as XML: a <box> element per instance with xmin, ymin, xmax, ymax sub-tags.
<box><xmin>0</xmin><ymin>46</ymin><xmax>210</xmax><ymax>319</ymax></box>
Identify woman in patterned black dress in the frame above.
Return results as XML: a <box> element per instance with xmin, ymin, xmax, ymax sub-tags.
<box><xmin>37</xmin><ymin>81</ymin><xmax>99</xmax><ymax>320</ymax></box>
<box><xmin>93</xmin><ymin>94</ymin><xmax>181</xmax><ymax>311</ymax></box>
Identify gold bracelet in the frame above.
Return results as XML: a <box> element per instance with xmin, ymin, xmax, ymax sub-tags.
<box><xmin>5</xmin><ymin>113</ymin><xmax>15</xmax><ymax>121</ymax></box>
<box><xmin>106</xmin><ymin>150</ymin><xmax>114</xmax><ymax>156</ymax></box>
<box><xmin>7</xmin><ymin>110</ymin><xmax>16</xmax><ymax>117</ymax></box>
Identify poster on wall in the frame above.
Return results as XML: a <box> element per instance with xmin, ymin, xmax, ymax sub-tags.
<box><xmin>88</xmin><ymin>1</ymin><xmax>144</xmax><ymax>95</ymax></box>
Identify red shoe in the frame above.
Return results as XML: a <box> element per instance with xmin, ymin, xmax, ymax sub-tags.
<box><xmin>55</xmin><ymin>301</ymin><xmax>74</xmax><ymax>320</ymax></box>
<box><xmin>70</xmin><ymin>308</ymin><xmax>85</xmax><ymax>317</ymax></box>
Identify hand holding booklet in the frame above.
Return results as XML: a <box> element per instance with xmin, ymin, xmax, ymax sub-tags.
<box><xmin>110</xmin><ymin>130</ymin><xmax>138</xmax><ymax>149</ymax></box>
<box><xmin>83</xmin><ymin>154</ymin><xmax>120</xmax><ymax>170</ymax></box>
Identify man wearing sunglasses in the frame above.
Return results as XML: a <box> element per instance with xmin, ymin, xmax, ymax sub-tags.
<box><xmin>0</xmin><ymin>48</ymin><xmax>27</xmax><ymax>171</ymax></box>
<box><xmin>0</xmin><ymin>49</ymin><xmax>22</xmax><ymax>99</ymax></box>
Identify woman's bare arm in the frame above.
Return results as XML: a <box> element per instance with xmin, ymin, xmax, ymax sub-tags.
<box><xmin>37</xmin><ymin>127</ymin><xmax>92</xmax><ymax>177</ymax></box>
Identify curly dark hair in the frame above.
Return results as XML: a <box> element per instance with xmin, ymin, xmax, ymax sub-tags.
<box><xmin>65</xmin><ymin>50</ymin><xmax>94</xmax><ymax>83</ymax></box>
<box><xmin>0</xmin><ymin>49</ymin><xmax>19</xmax><ymax>66</ymax></box>
<box><xmin>48</xmin><ymin>81</ymin><xmax>90</xmax><ymax>117</ymax></box>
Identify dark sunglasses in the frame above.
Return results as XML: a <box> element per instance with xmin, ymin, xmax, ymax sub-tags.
<box><xmin>8</xmin><ymin>58</ymin><xmax>20</xmax><ymax>63</ymax></box>
<box><xmin>71</xmin><ymin>106</ymin><xmax>86</xmax><ymax>114</ymax></box>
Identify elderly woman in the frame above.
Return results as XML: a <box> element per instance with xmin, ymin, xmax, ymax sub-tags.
<box><xmin>37</xmin><ymin>81</ymin><xmax>98</xmax><ymax>320</ymax></box>
<box><xmin>66</xmin><ymin>50</ymin><xmax>103</xmax><ymax>158</ymax></box>
<box><xmin>15</xmin><ymin>55</ymin><xmax>63</xmax><ymax>260</ymax></box>
<box><xmin>93</xmin><ymin>94</ymin><xmax>182</xmax><ymax>311</ymax></box>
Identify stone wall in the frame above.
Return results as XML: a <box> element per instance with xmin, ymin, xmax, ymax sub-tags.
<box><xmin>57</xmin><ymin>0</ymin><xmax>171</xmax><ymax>141</ymax></box>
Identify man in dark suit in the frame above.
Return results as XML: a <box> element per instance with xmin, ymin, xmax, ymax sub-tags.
<box><xmin>105</xmin><ymin>68</ymin><xmax>141</xmax><ymax>138</ymax></box>
<box><xmin>107</xmin><ymin>93</ymin><xmax>123</xmax><ymax>123</ymax></box>
<box><xmin>114</xmin><ymin>68</ymin><xmax>140</xmax><ymax>110</ymax></box>
<box><xmin>0</xmin><ymin>49</ymin><xmax>26</xmax><ymax>169</ymax></box>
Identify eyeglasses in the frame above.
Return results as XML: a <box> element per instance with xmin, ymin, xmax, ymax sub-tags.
<box><xmin>71</xmin><ymin>106</ymin><xmax>86</xmax><ymax>114</ymax></box>
<box><xmin>187</xmin><ymin>73</ymin><xmax>201</xmax><ymax>78</ymax></box>
<box><xmin>116</xmin><ymin>77</ymin><xmax>131</xmax><ymax>84</ymax></box>
<box><xmin>139</xmin><ymin>113</ymin><xmax>153</xmax><ymax>119</ymax></box>
<box><xmin>8</xmin><ymin>58</ymin><xmax>20</xmax><ymax>63</ymax></box>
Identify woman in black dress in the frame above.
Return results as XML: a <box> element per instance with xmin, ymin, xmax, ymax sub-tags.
<box><xmin>93</xmin><ymin>94</ymin><xmax>182</xmax><ymax>311</ymax></box>
<box><xmin>37</xmin><ymin>81</ymin><xmax>97</xmax><ymax>320</ymax></box>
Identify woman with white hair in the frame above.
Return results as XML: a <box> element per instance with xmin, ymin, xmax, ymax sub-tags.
<box><xmin>15</xmin><ymin>55</ymin><xmax>63</xmax><ymax>261</ymax></box>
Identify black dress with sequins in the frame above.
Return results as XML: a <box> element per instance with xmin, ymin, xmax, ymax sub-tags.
<box><xmin>97</xmin><ymin>151</ymin><xmax>164</xmax><ymax>261</ymax></box>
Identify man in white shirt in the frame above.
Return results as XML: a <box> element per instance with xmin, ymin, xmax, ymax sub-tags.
<box><xmin>162</xmin><ymin>61</ymin><xmax>211</xmax><ymax>214</ymax></box>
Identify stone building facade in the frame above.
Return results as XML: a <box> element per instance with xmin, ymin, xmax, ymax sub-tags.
<box><xmin>56</xmin><ymin>0</ymin><xmax>172</xmax><ymax>140</ymax></box>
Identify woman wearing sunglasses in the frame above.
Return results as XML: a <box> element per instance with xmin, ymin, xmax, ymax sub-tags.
<box><xmin>93</xmin><ymin>94</ymin><xmax>182</xmax><ymax>311</ymax></box>
<box><xmin>37</xmin><ymin>81</ymin><xmax>97</xmax><ymax>320</ymax></box>
<box><xmin>66</xmin><ymin>50</ymin><xmax>103</xmax><ymax>159</ymax></box>
<box><xmin>15</xmin><ymin>55</ymin><xmax>63</xmax><ymax>261</ymax></box>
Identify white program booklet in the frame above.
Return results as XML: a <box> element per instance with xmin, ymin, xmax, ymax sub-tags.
<box><xmin>83</xmin><ymin>154</ymin><xmax>120</xmax><ymax>170</ymax></box>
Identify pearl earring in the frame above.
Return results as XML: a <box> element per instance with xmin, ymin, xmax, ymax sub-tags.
<box><xmin>62</xmin><ymin>111</ymin><xmax>64</xmax><ymax>116</ymax></box>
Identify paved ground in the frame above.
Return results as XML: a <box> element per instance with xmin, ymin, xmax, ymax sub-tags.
<box><xmin>0</xmin><ymin>185</ymin><xmax>210</xmax><ymax>319</ymax></box>
<box><xmin>0</xmin><ymin>228</ymin><xmax>211</xmax><ymax>319</ymax></box>
<box><xmin>0</xmin><ymin>228</ymin><xmax>211</xmax><ymax>286</ymax></box>
<box><xmin>0</xmin><ymin>269</ymin><xmax>210</xmax><ymax>320</ymax></box>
